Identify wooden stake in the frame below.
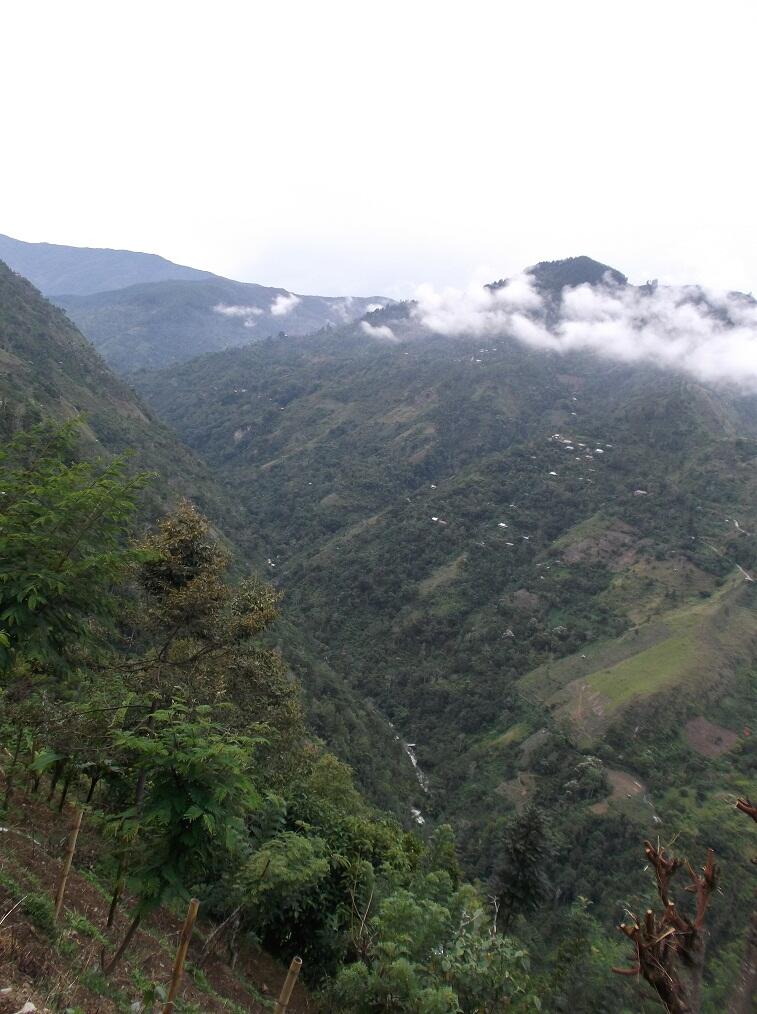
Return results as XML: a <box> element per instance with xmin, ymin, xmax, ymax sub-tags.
<box><xmin>162</xmin><ymin>897</ymin><xmax>200</xmax><ymax>1013</ymax></box>
<box><xmin>274</xmin><ymin>956</ymin><xmax>303</xmax><ymax>1014</ymax></box>
<box><xmin>53</xmin><ymin>807</ymin><xmax>83</xmax><ymax>922</ymax></box>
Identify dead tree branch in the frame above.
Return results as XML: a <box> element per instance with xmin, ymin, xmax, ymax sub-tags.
<box><xmin>613</xmin><ymin>841</ymin><xmax>718</xmax><ymax>1014</ymax></box>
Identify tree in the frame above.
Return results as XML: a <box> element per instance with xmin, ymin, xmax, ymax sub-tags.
<box><xmin>730</xmin><ymin>798</ymin><xmax>757</xmax><ymax>1014</ymax></box>
<box><xmin>328</xmin><ymin>874</ymin><xmax>539</xmax><ymax>1012</ymax></box>
<box><xmin>0</xmin><ymin>420</ymin><xmax>146</xmax><ymax>675</ymax></box>
<box><xmin>124</xmin><ymin>500</ymin><xmax>282</xmax><ymax>708</ymax></box>
<box><xmin>103</xmin><ymin>702</ymin><xmax>261</xmax><ymax>974</ymax></box>
<box><xmin>493</xmin><ymin>804</ymin><xmax>552</xmax><ymax>932</ymax></box>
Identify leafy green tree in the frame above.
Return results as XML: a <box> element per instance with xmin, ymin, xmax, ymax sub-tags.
<box><xmin>542</xmin><ymin>898</ymin><xmax>629</xmax><ymax>1013</ymax></box>
<box><xmin>103</xmin><ymin>701</ymin><xmax>261</xmax><ymax>973</ymax></box>
<box><xmin>124</xmin><ymin>501</ymin><xmax>286</xmax><ymax>716</ymax></box>
<box><xmin>328</xmin><ymin>873</ymin><xmax>539</xmax><ymax>1012</ymax></box>
<box><xmin>0</xmin><ymin>420</ymin><xmax>146</xmax><ymax>674</ymax></box>
<box><xmin>239</xmin><ymin>830</ymin><xmax>331</xmax><ymax>926</ymax></box>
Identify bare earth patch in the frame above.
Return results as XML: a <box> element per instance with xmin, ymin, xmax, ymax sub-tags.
<box><xmin>562</xmin><ymin>521</ymin><xmax>637</xmax><ymax>571</ymax></box>
<box><xmin>684</xmin><ymin>716</ymin><xmax>740</xmax><ymax>758</ymax></box>
<box><xmin>590</xmin><ymin>768</ymin><xmax>646</xmax><ymax>815</ymax></box>
<box><xmin>495</xmin><ymin>772</ymin><xmax>536</xmax><ymax>809</ymax></box>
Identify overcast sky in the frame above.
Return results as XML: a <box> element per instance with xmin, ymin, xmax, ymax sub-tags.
<box><xmin>2</xmin><ymin>1</ymin><xmax>756</xmax><ymax>297</ymax></box>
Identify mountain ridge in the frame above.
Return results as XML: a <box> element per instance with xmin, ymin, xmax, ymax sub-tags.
<box><xmin>0</xmin><ymin>231</ymin><xmax>216</xmax><ymax>295</ymax></box>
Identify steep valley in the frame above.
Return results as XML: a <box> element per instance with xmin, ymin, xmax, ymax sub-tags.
<box><xmin>133</xmin><ymin>266</ymin><xmax>757</xmax><ymax>944</ymax></box>
<box><xmin>2</xmin><ymin>251</ymin><xmax>756</xmax><ymax>1009</ymax></box>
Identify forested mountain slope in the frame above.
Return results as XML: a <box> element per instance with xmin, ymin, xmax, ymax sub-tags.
<box><xmin>1</xmin><ymin>259</ymin><xmax>556</xmax><ymax>1014</ymax></box>
<box><xmin>55</xmin><ymin>276</ymin><xmax>390</xmax><ymax>372</ymax></box>
<box><xmin>0</xmin><ymin>260</ymin><xmax>416</xmax><ymax>810</ymax></box>
<box><xmin>135</xmin><ymin>260</ymin><xmax>757</xmax><ymax>1005</ymax></box>
<box><xmin>0</xmin><ymin>259</ymin><xmax>240</xmax><ymax>533</ymax></box>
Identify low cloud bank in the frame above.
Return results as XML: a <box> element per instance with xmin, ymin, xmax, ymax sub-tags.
<box><xmin>213</xmin><ymin>303</ymin><xmax>263</xmax><ymax>328</ymax></box>
<box><xmin>213</xmin><ymin>292</ymin><xmax>303</xmax><ymax>324</ymax></box>
<box><xmin>412</xmin><ymin>273</ymin><xmax>757</xmax><ymax>388</ymax></box>
<box><xmin>361</xmin><ymin>320</ymin><xmax>397</xmax><ymax>342</ymax></box>
<box><xmin>270</xmin><ymin>292</ymin><xmax>302</xmax><ymax>316</ymax></box>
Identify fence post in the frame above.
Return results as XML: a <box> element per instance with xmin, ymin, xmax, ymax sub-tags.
<box><xmin>274</xmin><ymin>956</ymin><xmax>303</xmax><ymax>1014</ymax></box>
<box><xmin>162</xmin><ymin>897</ymin><xmax>200</xmax><ymax>1013</ymax></box>
<box><xmin>53</xmin><ymin>807</ymin><xmax>84</xmax><ymax>922</ymax></box>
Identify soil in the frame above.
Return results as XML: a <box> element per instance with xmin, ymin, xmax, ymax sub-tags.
<box><xmin>562</xmin><ymin>521</ymin><xmax>637</xmax><ymax>571</ymax></box>
<box><xmin>684</xmin><ymin>716</ymin><xmax>740</xmax><ymax>758</ymax></box>
<box><xmin>0</xmin><ymin>788</ymin><xmax>317</xmax><ymax>1013</ymax></box>
<box><xmin>590</xmin><ymin>768</ymin><xmax>646</xmax><ymax>816</ymax></box>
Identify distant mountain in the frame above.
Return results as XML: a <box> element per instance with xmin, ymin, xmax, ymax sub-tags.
<box><xmin>529</xmin><ymin>254</ymin><xmax>628</xmax><ymax>290</ymax></box>
<box><xmin>0</xmin><ymin>233</ymin><xmax>391</xmax><ymax>372</ymax></box>
<box><xmin>55</xmin><ymin>277</ymin><xmax>389</xmax><ymax>372</ymax></box>
<box><xmin>0</xmin><ymin>232</ymin><xmax>215</xmax><ymax>295</ymax></box>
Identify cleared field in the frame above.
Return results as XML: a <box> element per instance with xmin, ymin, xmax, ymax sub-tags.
<box><xmin>519</xmin><ymin>574</ymin><xmax>757</xmax><ymax>741</ymax></box>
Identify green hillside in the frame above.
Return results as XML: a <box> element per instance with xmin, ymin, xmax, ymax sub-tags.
<box><xmin>0</xmin><ymin>260</ymin><xmax>240</xmax><ymax>533</ymax></box>
<box><xmin>55</xmin><ymin>277</ymin><xmax>389</xmax><ymax>372</ymax></box>
<box><xmin>2</xmin><ymin>252</ymin><xmax>755</xmax><ymax>1008</ymax></box>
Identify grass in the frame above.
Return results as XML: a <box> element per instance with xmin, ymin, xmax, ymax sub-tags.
<box><xmin>0</xmin><ymin>867</ymin><xmax>57</xmax><ymax>938</ymax></box>
<box><xmin>491</xmin><ymin>722</ymin><xmax>530</xmax><ymax>749</ymax></box>
<box><xmin>587</xmin><ymin>631</ymin><xmax>698</xmax><ymax>707</ymax></box>
<box><xmin>551</xmin><ymin>512</ymin><xmax>610</xmax><ymax>549</ymax></box>
<box><xmin>517</xmin><ymin>574</ymin><xmax>757</xmax><ymax>744</ymax></box>
<box><xmin>66</xmin><ymin>909</ymin><xmax>109</xmax><ymax>945</ymax></box>
<box><xmin>417</xmin><ymin>554</ymin><xmax>468</xmax><ymax>597</ymax></box>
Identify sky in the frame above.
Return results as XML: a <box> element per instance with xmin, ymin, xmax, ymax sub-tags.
<box><xmin>2</xmin><ymin>0</ymin><xmax>757</xmax><ymax>298</ymax></box>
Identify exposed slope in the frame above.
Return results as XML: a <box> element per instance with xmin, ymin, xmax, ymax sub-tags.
<box><xmin>0</xmin><ymin>231</ymin><xmax>214</xmax><ymax>295</ymax></box>
<box><xmin>56</xmin><ymin>277</ymin><xmax>389</xmax><ymax>372</ymax></box>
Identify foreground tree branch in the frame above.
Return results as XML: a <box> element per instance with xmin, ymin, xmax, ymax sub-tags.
<box><xmin>613</xmin><ymin>841</ymin><xmax>718</xmax><ymax>1014</ymax></box>
<box><xmin>729</xmin><ymin>798</ymin><xmax>757</xmax><ymax>1014</ymax></box>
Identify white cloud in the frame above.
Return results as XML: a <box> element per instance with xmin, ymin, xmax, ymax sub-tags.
<box><xmin>360</xmin><ymin>320</ymin><xmax>397</xmax><ymax>342</ymax></box>
<box><xmin>270</xmin><ymin>292</ymin><xmax>302</xmax><ymax>316</ymax></box>
<box><xmin>414</xmin><ymin>275</ymin><xmax>757</xmax><ymax>389</ymax></box>
<box><xmin>412</xmin><ymin>274</ymin><xmax>544</xmax><ymax>338</ymax></box>
<box><xmin>212</xmin><ymin>303</ymin><xmax>264</xmax><ymax>327</ymax></box>
<box><xmin>213</xmin><ymin>302</ymin><xmax>263</xmax><ymax>317</ymax></box>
